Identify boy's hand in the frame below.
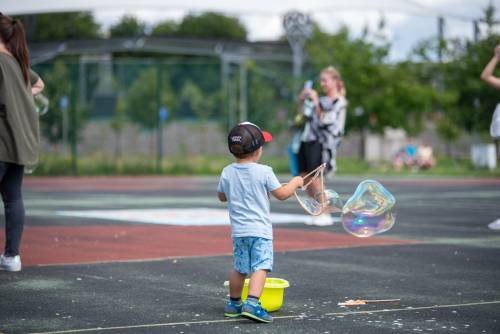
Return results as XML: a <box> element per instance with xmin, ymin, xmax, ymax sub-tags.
<box><xmin>495</xmin><ymin>45</ymin><xmax>500</xmax><ymax>58</ymax></box>
<box><xmin>218</xmin><ymin>192</ymin><xmax>227</xmax><ymax>202</ymax></box>
<box><xmin>272</xmin><ymin>177</ymin><xmax>303</xmax><ymax>201</ymax></box>
<box><xmin>291</xmin><ymin>176</ymin><xmax>304</xmax><ymax>189</ymax></box>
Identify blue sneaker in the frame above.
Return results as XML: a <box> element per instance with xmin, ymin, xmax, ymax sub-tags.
<box><xmin>241</xmin><ymin>300</ymin><xmax>273</xmax><ymax>323</ymax></box>
<box><xmin>224</xmin><ymin>301</ymin><xmax>243</xmax><ymax>317</ymax></box>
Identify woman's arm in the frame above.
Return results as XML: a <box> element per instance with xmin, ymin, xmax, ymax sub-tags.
<box><xmin>337</xmin><ymin>104</ymin><xmax>347</xmax><ymax>136</ymax></box>
<box><xmin>480</xmin><ymin>45</ymin><xmax>500</xmax><ymax>89</ymax></box>
<box><xmin>31</xmin><ymin>78</ymin><xmax>45</xmax><ymax>96</ymax></box>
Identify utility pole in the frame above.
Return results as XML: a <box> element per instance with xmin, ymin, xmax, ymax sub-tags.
<box><xmin>473</xmin><ymin>20</ymin><xmax>480</xmax><ymax>42</ymax></box>
<box><xmin>437</xmin><ymin>16</ymin><xmax>445</xmax><ymax>62</ymax></box>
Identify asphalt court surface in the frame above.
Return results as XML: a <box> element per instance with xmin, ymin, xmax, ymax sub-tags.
<box><xmin>1</xmin><ymin>175</ymin><xmax>500</xmax><ymax>333</ymax></box>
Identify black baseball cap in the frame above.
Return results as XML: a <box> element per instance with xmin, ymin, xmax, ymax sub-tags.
<box><xmin>228</xmin><ymin>122</ymin><xmax>273</xmax><ymax>155</ymax></box>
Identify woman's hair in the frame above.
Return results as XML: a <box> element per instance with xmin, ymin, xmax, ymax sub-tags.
<box><xmin>0</xmin><ymin>13</ymin><xmax>30</xmax><ymax>84</ymax></box>
<box><xmin>321</xmin><ymin>66</ymin><xmax>341</xmax><ymax>80</ymax></box>
<box><xmin>321</xmin><ymin>66</ymin><xmax>346</xmax><ymax>96</ymax></box>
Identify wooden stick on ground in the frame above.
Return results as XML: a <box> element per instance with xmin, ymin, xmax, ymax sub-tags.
<box><xmin>338</xmin><ymin>299</ymin><xmax>401</xmax><ymax>306</ymax></box>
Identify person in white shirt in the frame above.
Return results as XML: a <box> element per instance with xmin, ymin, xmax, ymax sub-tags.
<box><xmin>480</xmin><ymin>45</ymin><xmax>500</xmax><ymax>230</ymax></box>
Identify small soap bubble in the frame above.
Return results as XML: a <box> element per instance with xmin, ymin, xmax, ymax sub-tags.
<box><xmin>341</xmin><ymin>180</ymin><xmax>396</xmax><ymax>237</ymax></box>
<box><xmin>34</xmin><ymin>93</ymin><xmax>49</xmax><ymax>116</ymax></box>
<box><xmin>24</xmin><ymin>165</ymin><xmax>37</xmax><ymax>175</ymax></box>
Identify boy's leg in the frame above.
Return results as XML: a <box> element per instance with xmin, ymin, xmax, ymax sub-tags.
<box><xmin>241</xmin><ymin>238</ymin><xmax>273</xmax><ymax>323</ymax></box>
<box><xmin>229</xmin><ymin>269</ymin><xmax>246</xmax><ymax>299</ymax></box>
<box><xmin>247</xmin><ymin>269</ymin><xmax>267</xmax><ymax>298</ymax></box>
<box><xmin>224</xmin><ymin>270</ymin><xmax>246</xmax><ymax>317</ymax></box>
<box><xmin>224</xmin><ymin>238</ymin><xmax>250</xmax><ymax>317</ymax></box>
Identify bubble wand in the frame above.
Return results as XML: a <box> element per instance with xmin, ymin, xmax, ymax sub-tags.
<box><xmin>294</xmin><ymin>163</ymin><xmax>327</xmax><ymax>216</ymax></box>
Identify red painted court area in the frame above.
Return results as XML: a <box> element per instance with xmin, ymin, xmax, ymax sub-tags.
<box><xmin>23</xmin><ymin>176</ymin><xmax>500</xmax><ymax>193</ymax></box>
<box><xmin>23</xmin><ymin>176</ymin><xmax>200</xmax><ymax>192</ymax></box>
<box><xmin>0</xmin><ymin>225</ymin><xmax>416</xmax><ymax>266</ymax></box>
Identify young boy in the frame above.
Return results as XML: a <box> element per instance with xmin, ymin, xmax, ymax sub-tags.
<box><xmin>217</xmin><ymin>122</ymin><xmax>303</xmax><ymax>323</ymax></box>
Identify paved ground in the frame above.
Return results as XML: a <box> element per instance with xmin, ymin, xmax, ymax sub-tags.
<box><xmin>1</xmin><ymin>175</ymin><xmax>500</xmax><ymax>334</ymax></box>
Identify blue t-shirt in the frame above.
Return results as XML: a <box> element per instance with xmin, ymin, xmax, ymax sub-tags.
<box><xmin>217</xmin><ymin>163</ymin><xmax>282</xmax><ymax>240</ymax></box>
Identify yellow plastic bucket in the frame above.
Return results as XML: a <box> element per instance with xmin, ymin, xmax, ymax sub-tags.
<box><xmin>223</xmin><ymin>277</ymin><xmax>290</xmax><ymax>312</ymax></box>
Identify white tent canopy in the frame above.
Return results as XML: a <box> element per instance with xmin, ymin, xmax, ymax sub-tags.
<box><xmin>3</xmin><ymin>0</ymin><xmax>484</xmax><ymax>61</ymax></box>
<box><xmin>2</xmin><ymin>0</ymin><xmax>467</xmax><ymax>19</ymax></box>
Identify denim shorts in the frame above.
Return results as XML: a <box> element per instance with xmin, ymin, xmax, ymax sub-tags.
<box><xmin>232</xmin><ymin>237</ymin><xmax>273</xmax><ymax>275</ymax></box>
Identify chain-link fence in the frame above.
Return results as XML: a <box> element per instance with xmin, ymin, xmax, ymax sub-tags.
<box><xmin>32</xmin><ymin>56</ymin><xmax>309</xmax><ymax>175</ymax></box>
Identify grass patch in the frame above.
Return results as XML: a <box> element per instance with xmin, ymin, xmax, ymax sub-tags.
<box><xmin>30</xmin><ymin>154</ymin><xmax>500</xmax><ymax>177</ymax></box>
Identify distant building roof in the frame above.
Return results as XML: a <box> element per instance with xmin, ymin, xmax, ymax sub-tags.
<box><xmin>29</xmin><ymin>36</ymin><xmax>293</xmax><ymax>64</ymax></box>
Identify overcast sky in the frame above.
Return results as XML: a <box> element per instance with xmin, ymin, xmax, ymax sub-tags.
<box><xmin>4</xmin><ymin>0</ymin><xmax>500</xmax><ymax>60</ymax></box>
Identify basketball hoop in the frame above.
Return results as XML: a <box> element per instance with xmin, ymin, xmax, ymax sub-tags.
<box><xmin>283</xmin><ymin>11</ymin><xmax>313</xmax><ymax>79</ymax></box>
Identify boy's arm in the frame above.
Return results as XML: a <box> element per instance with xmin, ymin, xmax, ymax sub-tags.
<box><xmin>271</xmin><ymin>176</ymin><xmax>303</xmax><ymax>201</ymax></box>
<box><xmin>218</xmin><ymin>192</ymin><xmax>227</xmax><ymax>202</ymax></box>
<box><xmin>217</xmin><ymin>170</ymin><xmax>227</xmax><ymax>202</ymax></box>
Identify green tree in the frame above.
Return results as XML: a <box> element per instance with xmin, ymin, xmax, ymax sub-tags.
<box><xmin>109</xmin><ymin>15</ymin><xmax>146</xmax><ymax>37</ymax></box>
<box><xmin>176</xmin><ymin>12</ymin><xmax>247</xmax><ymax>40</ymax></box>
<box><xmin>445</xmin><ymin>38</ymin><xmax>500</xmax><ymax>134</ymax></box>
<box><xmin>35</xmin><ymin>61</ymin><xmax>87</xmax><ymax>151</ymax></box>
<box><xmin>410</xmin><ymin>4</ymin><xmax>499</xmax><ymax>138</ymax></box>
<box><xmin>436</xmin><ymin>115</ymin><xmax>461</xmax><ymax>157</ymax></box>
<box><xmin>17</xmin><ymin>12</ymin><xmax>100</xmax><ymax>42</ymax></box>
<box><xmin>37</xmin><ymin>61</ymin><xmax>70</xmax><ymax>145</ymax></box>
<box><xmin>151</xmin><ymin>20</ymin><xmax>178</xmax><ymax>36</ymax></box>
<box><xmin>179</xmin><ymin>80</ymin><xmax>218</xmax><ymax>151</ymax></box>
<box><xmin>480</xmin><ymin>2</ymin><xmax>500</xmax><ymax>35</ymax></box>
<box><xmin>245</xmin><ymin>61</ymin><xmax>292</xmax><ymax>134</ymax></box>
<box><xmin>179</xmin><ymin>80</ymin><xmax>211</xmax><ymax>119</ymax></box>
<box><xmin>306</xmin><ymin>25</ymin><xmax>434</xmax><ymax>136</ymax></box>
<box><xmin>124</xmin><ymin>67</ymin><xmax>175</xmax><ymax>129</ymax></box>
<box><xmin>110</xmin><ymin>94</ymin><xmax>128</xmax><ymax>158</ymax></box>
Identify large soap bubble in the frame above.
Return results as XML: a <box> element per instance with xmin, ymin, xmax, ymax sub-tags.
<box><xmin>34</xmin><ymin>94</ymin><xmax>49</xmax><ymax>116</ymax></box>
<box><xmin>341</xmin><ymin>180</ymin><xmax>396</xmax><ymax>237</ymax></box>
<box><xmin>314</xmin><ymin>189</ymin><xmax>343</xmax><ymax>213</ymax></box>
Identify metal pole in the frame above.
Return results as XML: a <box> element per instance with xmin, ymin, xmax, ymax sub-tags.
<box><xmin>79</xmin><ymin>55</ymin><xmax>87</xmax><ymax>108</ymax></box>
<box><xmin>62</xmin><ymin>108</ymin><xmax>68</xmax><ymax>154</ymax></box>
<box><xmin>292</xmin><ymin>46</ymin><xmax>303</xmax><ymax>79</ymax></box>
<box><xmin>156</xmin><ymin>64</ymin><xmax>163</xmax><ymax>172</ymax></box>
<box><xmin>229</xmin><ymin>64</ymin><xmax>236</xmax><ymax>127</ymax></box>
<box><xmin>70</xmin><ymin>64</ymin><xmax>78</xmax><ymax>176</ymax></box>
<box><xmin>221</xmin><ymin>55</ymin><xmax>231</xmax><ymax>128</ymax></box>
<box><xmin>239</xmin><ymin>59</ymin><xmax>247</xmax><ymax>122</ymax></box>
<box><xmin>292</xmin><ymin>46</ymin><xmax>303</xmax><ymax>94</ymax></box>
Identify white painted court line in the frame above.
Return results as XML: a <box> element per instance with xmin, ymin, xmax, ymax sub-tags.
<box><xmin>55</xmin><ymin>208</ymin><xmax>340</xmax><ymax>226</ymax></box>
<box><xmin>30</xmin><ymin>300</ymin><xmax>500</xmax><ymax>334</ymax></box>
